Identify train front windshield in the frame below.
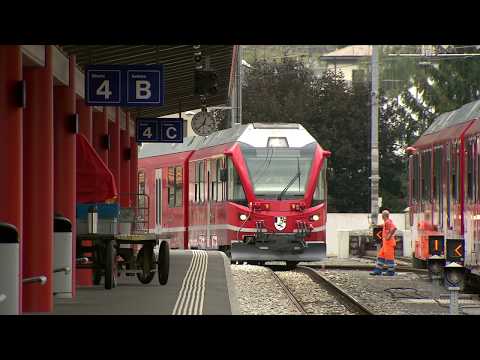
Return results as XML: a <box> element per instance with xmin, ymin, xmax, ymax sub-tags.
<box><xmin>241</xmin><ymin>143</ymin><xmax>316</xmax><ymax>200</ymax></box>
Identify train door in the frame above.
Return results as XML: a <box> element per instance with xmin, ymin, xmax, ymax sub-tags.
<box><xmin>446</xmin><ymin>142</ymin><xmax>452</xmax><ymax>230</ymax></box>
<box><xmin>466</xmin><ymin>138</ymin><xmax>476</xmax><ymax>265</ymax></box>
<box><xmin>207</xmin><ymin>159</ymin><xmax>219</xmax><ymax>249</ymax></box>
<box><xmin>433</xmin><ymin>146</ymin><xmax>443</xmax><ymax>229</ymax></box>
<box><xmin>206</xmin><ymin>160</ymin><xmax>212</xmax><ymax>248</ymax></box>
<box><xmin>474</xmin><ymin>136</ymin><xmax>480</xmax><ymax>267</ymax></box>
<box><xmin>155</xmin><ymin>169</ymin><xmax>162</xmax><ymax>233</ymax></box>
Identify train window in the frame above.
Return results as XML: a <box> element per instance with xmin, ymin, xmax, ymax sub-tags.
<box><xmin>194</xmin><ymin>162</ymin><xmax>199</xmax><ymax>203</ymax></box>
<box><xmin>175</xmin><ymin>166</ymin><xmax>183</xmax><ymax>207</ymax></box>
<box><xmin>226</xmin><ymin>157</ymin><xmax>247</xmax><ymax>205</ymax></box>
<box><xmin>198</xmin><ymin>161</ymin><xmax>204</xmax><ymax>203</ymax></box>
<box><xmin>138</xmin><ymin>171</ymin><xmax>145</xmax><ymax>194</ymax></box>
<box><xmin>155</xmin><ymin>177</ymin><xmax>161</xmax><ymax>225</ymax></box>
<box><xmin>478</xmin><ymin>138</ymin><xmax>480</xmax><ymax>202</ymax></box>
<box><xmin>168</xmin><ymin>167</ymin><xmax>175</xmax><ymax>207</ymax></box>
<box><xmin>210</xmin><ymin>159</ymin><xmax>217</xmax><ymax>202</ymax></box>
<box><xmin>216</xmin><ymin>159</ymin><xmax>222</xmax><ymax>202</ymax></box>
<box><xmin>312</xmin><ymin>159</ymin><xmax>327</xmax><ymax>206</ymax></box>
<box><xmin>467</xmin><ymin>140</ymin><xmax>474</xmax><ymax>201</ymax></box>
<box><xmin>451</xmin><ymin>144</ymin><xmax>458</xmax><ymax>202</ymax></box>
<box><xmin>421</xmin><ymin>150</ymin><xmax>431</xmax><ymax>202</ymax></box>
<box><xmin>412</xmin><ymin>154</ymin><xmax>419</xmax><ymax>202</ymax></box>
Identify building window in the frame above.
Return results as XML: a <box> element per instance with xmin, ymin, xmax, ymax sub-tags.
<box><xmin>352</xmin><ymin>69</ymin><xmax>366</xmax><ymax>83</ymax></box>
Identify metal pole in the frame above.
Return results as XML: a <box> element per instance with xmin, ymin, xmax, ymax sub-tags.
<box><xmin>235</xmin><ymin>45</ymin><xmax>243</xmax><ymax>126</ymax></box>
<box><xmin>448</xmin><ymin>287</ymin><xmax>460</xmax><ymax>315</ymax></box>
<box><xmin>370</xmin><ymin>45</ymin><xmax>381</xmax><ymax>226</ymax></box>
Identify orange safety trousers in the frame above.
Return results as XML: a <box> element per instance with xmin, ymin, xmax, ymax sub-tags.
<box><xmin>378</xmin><ymin>238</ymin><xmax>396</xmax><ymax>261</ymax></box>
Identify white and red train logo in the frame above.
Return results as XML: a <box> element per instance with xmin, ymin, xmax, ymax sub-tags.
<box><xmin>274</xmin><ymin>216</ymin><xmax>287</xmax><ymax>231</ymax></box>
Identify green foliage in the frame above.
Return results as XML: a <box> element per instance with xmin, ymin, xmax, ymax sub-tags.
<box><xmin>242</xmin><ymin>57</ymin><xmax>415</xmax><ymax>212</ymax></box>
<box><xmin>382</xmin><ymin>45</ymin><xmax>480</xmax><ymax>131</ymax></box>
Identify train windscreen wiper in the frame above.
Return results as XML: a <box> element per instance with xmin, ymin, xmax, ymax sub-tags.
<box><xmin>277</xmin><ymin>159</ymin><xmax>301</xmax><ymax>200</ymax></box>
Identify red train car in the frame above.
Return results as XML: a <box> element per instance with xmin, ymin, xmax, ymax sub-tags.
<box><xmin>138</xmin><ymin>123</ymin><xmax>330</xmax><ymax>266</ymax></box>
<box><xmin>408</xmin><ymin>99</ymin><xmax>480</xmax><ymax>282</ymax></box>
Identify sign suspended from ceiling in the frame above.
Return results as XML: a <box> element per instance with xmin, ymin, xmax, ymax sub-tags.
<box><xmin>136</xmin><ymin>118</ymin><xmax>184</xmax><ymax>143</ymax></box>
<box><xmin>85</xmin><ymin>64</ymin><xmax>165</xmax><ymax>107</ymax></box>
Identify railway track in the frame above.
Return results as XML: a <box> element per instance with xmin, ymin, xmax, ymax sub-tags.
<box><xmin>297</xmin><ymin>266</ymin><xmax>376</xmax><ymax>315</ymax></box>
<box><xmin>305</xmin><ymin>262</ymin><xmax>427</xmax><ymax>275</ymax></box>
<box><xmin>269</xmin><ymin>270</ymin><xmax>308</xmax><ymax>314</ymax></box>
<box><xmin>361</xmin><ymin>255</ymin><xmax>412</xmax><ymax>266</ymax></box>
<box><xmin>267</xmin><ymin>265</ymin><xmax>376</xmax><ymax>315</ymax></box>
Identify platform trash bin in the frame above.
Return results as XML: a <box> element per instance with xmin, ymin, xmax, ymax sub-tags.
<box><xmin>0</xmin><ymin>222</ymin><xmax>19</xmax><ymax>315</ymax></box>
<box><xmin>54</xmin><ymin>216</ymin><xmax>72</xmax><ymax>298</ymax></box>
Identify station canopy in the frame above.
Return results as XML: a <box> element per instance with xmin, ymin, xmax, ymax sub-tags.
<box><xmin>60</xmin><ymin>45</ymin><xmax>234</xmax><ymax>118</ymax></box>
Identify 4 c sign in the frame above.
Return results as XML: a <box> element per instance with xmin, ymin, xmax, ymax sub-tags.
<box><xmin>136</xmin><ymin>118</ymin><xmax>184</xmax><ymax>143</ymax></box>
<box><xmin>85</xmin><ymin>65</ymin><xmax>165</xmax><ymax>106</ymax></box>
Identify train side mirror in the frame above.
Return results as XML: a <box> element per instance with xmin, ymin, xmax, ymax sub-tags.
<box><xmin>219</xmin><ymin>168</ymin><xmax>227</xmax><ymax>182</ymax></box>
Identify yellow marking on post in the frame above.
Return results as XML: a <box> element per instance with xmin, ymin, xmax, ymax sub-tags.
<box><xmin>454</xmin><ymin>245</ymin><xmax>463</xmax><ymax>257</ymax></box>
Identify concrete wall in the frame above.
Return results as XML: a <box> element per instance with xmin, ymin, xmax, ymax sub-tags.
<box><xmin>326</xmin><ymin>213</ymin><xmax>409</xmax><ymax>257</ymax></box>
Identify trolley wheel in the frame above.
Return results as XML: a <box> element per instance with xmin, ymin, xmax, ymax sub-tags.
<box><xmin>136</xmin><ymin>246</ymin><xmax>155</xmax><ymax>284</ymax></box>
<box><xmin>158</xmin><ymin>240</ymin><xmax>170</xmax><ymax>285</ymax></box>
<box><xmin>285</xmin><ymin>261</ymin><xmax>299</xmax><ymax>270</ymax></box>
<box><xmin>93</xmin><ymin>270</ymin><xmax>102</xmax><ymax>285</ymax></box>
<box><xmin>105</xmin><ymin>240</ymin><xmax>117</xmax><ymax>290</ymax></box>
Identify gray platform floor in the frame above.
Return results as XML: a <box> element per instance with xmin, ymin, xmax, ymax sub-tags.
<box><xmin>52</xmin><ymin>250</ymin><xmax>239</xmax><ymax>315</ymax></box>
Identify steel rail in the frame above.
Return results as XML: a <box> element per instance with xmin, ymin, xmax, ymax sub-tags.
<box><xmin>297</xmin><ymin>266</ymin><xmax>376</xmax><ymax>315</ymax></box>
<box><xmin>269</xmin><ymin>269</ymin><xmax>308</xmax><ymax>315</ymax></box>
<box><xmin>306</xmin><ymin>263</ymin><xmax>427</xmax><ymax>275</ymax></box>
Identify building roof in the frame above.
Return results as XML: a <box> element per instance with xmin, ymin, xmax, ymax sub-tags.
<box><xmin>320</xmin><ymin>45</ymin><xmax>372</xmax><ymax>60</ymax></box>
<box><xmin>59</xmin><ymin>45</ymin><xmax>234</xmax><ymax>118</ymax></box>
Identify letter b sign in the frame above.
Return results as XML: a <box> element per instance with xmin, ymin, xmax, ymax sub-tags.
<box><xmin>127</xmin><ymin>69</ymin><xmax>162</xmax><ymax>105</ymax></box>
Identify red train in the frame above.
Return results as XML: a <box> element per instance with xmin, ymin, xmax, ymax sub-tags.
<box><xmin>408</xmin><ymin>99</ymin><xmax>480</xmax><ymax>284</ymax></box>
<box><xmin>138</xmin><ymin>123</ymin><xmax>330</xmax><ymax>266</ymax></box>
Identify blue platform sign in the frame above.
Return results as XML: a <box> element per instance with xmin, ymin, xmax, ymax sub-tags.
<box><xmin>85</xmin><ymin>65</ymin><xmax>165</xmax><ymax>107</ymax></box>
<box><xmin>136</xmin><ymin>118</ymin><xmax>183</xmax><ymax>143</ymax></box>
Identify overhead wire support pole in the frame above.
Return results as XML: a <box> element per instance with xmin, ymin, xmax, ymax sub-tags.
<box><xmin>235</xmin><ymin>45</ymin><xmax>243</xmax><ymax>126</ymax></box>
<box><xmin>370</xmin><ymin>45</ymin><xmax>381</xmax><ymax>226</ymax></box>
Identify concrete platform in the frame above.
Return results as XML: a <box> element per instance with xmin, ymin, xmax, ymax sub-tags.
<box><xmin>53</xmin><ymin>250</ymin><xmax>240</xmax><ymax>315</ymax></box>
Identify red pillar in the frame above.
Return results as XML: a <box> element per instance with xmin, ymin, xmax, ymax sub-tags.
<box><xmin>77</xmin><ymin>97</ymin><xmax>92</xmax><ymax>144</ymax></box>
<box><xmin>108</xmin><ymin>108</ymin><xmax>121</xmax><ymax>195</ymax></box>
<box><xmin>120</xmin><ymin>113</ymin><xmax>131</xmax><ymax>207</ymax></box>
<box><xmin>130</xmin><ymin>132</ymin><xmax>138</xmax><ymax>207</ymax></box>
<box><xmin>93</xmin><ymin>108</ymin><xmax>108</xmax><ymax>165</ymax></box>
<box><xmin>53</xmin><ymin>55</ymin><xmax>77</xmax><ymax>299</ymax></box>
<box><xmin>76</xmin><ymin>96</ymin><xmax>94</xmax><ymax>287</ymax></box>
<box><xmin>22</xmin><ymin>46</ymin><xmax>54</xmax><ymax>312</ymax></box>
<box><xmin>0</xmin><ymin>46</ymin><xmax>23</xmax><ymax>312</ymax></box>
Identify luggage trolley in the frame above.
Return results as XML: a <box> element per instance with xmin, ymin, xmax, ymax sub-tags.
<box><xmin>76</xmin><ymin>194</ymin><xmax>169</xmax><ymax>290</ymax></box>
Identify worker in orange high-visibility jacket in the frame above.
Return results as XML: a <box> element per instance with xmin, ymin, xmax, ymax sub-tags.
<box><xmin>370</xmin><ymin>210</ymin><xmax>397</xmax><ymax>276</ymax></box>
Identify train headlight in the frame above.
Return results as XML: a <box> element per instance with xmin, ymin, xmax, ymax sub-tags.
<box><xmin>239</xmin><ymin>214</ymin><xmax>248</xmax><ymax>221</ymax></box>
<box><xmin>312</xmin><ymin>214</ymin><xmax>320</xmax><ymax>221</ymax></box>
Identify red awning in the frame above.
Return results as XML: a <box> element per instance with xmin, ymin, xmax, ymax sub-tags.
<box><xmin>76</xmin><ymin>133</ymin><xmax>118</xmax><ymax>203</ymax></box>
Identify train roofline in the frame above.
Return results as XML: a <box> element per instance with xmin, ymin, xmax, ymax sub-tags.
<box><xmin>138</xmin><ymin>122</ymin><xmax>319</xmax><ymax>159</ymax></box>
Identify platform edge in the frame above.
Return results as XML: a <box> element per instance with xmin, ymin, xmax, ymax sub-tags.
<box><xmin>219</xmin><ymin>252</ymin><xmax>241</xmax><ymax>315</ymax></box>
